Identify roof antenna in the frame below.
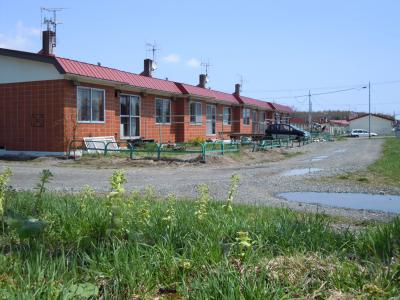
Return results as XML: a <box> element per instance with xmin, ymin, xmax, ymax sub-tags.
<box><xmin>201</xmin><ymin>60</ymin><xmax>212</xmax><ymax>86</ymax></box>
<box><xmin>237</xmin><ymin>74</ymin><xmax>248</xmax><ymax>93</ymax></box>
<box><xmin>145</xmin><ymin>41</ymin><xmax>160</xmax><ymax>70</ymax></box>
<box><xmin>40</xmin><ymin>7</ymin><xmax>65</xmax><ymax>48</ymax></box>
<box><xmin>201</xmin><ymin>60</ymin><xmax>212</xmax><ymax>76</ymax></box>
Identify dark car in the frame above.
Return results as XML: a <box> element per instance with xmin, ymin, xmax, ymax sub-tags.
<box><xmin>265</xmin><ymin>124</ymin><xmax>310</xmax><ymax>140</ymax></box>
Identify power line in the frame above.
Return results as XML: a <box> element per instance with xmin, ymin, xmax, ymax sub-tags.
<box><xmin>265</xmin><ymin>86</ymin><xmax>365</xmax><ymax>100</ymax></box>
<box><xmin>246</xmin><ymin>80</ymin><xmax>400</xmax><ymax>100</ymax></box>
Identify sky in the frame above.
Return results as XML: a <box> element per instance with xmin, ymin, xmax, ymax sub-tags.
<box><xmin>0</xmin><ymin>0</ymin><xmax>399</xmax><ymax>116</ymax></box>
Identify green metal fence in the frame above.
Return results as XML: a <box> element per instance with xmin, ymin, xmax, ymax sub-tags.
<box><xmin>252</xmin><ymin>136</ymin><xmax>315</xmax><ymax>152</ymax></box>
<box><xmin>67</xmin><ymin>140</ymin><xmax>240</xmax><ymax>162</ymax></box>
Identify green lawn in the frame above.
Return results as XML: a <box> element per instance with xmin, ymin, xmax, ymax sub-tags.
<box><xmin>0</xmin><ymin>171</ymin><xmax>399</xmax><ymax>299</ymax></box>
<box><xmin>369</xmin><ymin>138</ymin><xmax>400</xmax><ymax>186</ymax></box>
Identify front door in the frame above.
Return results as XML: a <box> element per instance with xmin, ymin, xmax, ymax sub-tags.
<box><xmin>120</xmin><ymin>95</ymin><xmax>140</xmax><ymax>138</ymax></box>
<box><xmin>252</xmin><ymin>110</ymin><xmax>258</xmax><ymax>133</ymax></box>
<box><xmin>206</xmin><ymin>104</ymin><xmax>216</xmax><ymax>135</ymax></box>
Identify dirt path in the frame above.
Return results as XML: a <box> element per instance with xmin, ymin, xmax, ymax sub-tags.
<box><xmin>1</xmin><ymin>138</ymin><xmax>398</xmax><ymax>221</ymax></box>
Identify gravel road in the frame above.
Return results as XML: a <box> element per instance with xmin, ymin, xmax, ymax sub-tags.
<box><xmin>1</xmin><ymin>138</ymin><xmax>399</xmax><ymax>221</ymax></box>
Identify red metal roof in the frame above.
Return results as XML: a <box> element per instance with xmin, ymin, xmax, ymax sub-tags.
<box><xmin>56</xmin><ymin>57</ymin><xmax>183</xmax><ymax>94</ymax></box>
<box><xmin>349</xmin><ymin>113</ymin><xmax>395</xmax><ymax>122</ymax></box>
<box><xmin>237</xmin><ymin>96</ymin><xmax>274</xmax><ymax>110</ymax></box>
<box><xmin>178</xmin><ymin>83</ymin><xmax>238</xmax><ymax>105</ymax></box>
<box><xmin>10</xmin><ymin>51</ymin><xmax>292</xmax><ymax>111</ymax></box>
<box><xmin>269</xmin><ymin>103</ymin><xmax>294</xmax><ymax>114</ymax></box>
<box><xmin>290</xmin><ymin>117</ymin><xmax>307</xmax><ymax>124</ymax></box>
<box><xmin>329</xmin><ymin>120</ymin><xmax>349</xmax><ymax>126</ymax></box>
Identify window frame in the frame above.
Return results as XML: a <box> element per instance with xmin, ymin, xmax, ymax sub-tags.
<box><xmin>259</xmin><ymin>111</ymin><xmax>266</xmax><ymax>124</ymax></box>
<box><xmin>189</xmin><ymin>101</ymin><xmax>203</xmax><ymax>125</ymax></box>
<box><xmin>76</xmin><ymin>86</ymin><xmax>106</xmax><ymax>124</ymax></box>
<box><xmin>223</xmin><ymin>106</ymin><xmax>232</xmax><ymax>125</ymax></box>
<box><xmin>155</xmin><ymin>98</ymin><xmax>171</xmax><ymax>125</ymax></box>
<box><xmin>120</xmin><ymin>94</ymin><xmax>141</xmax><ymax>139</ymax></box>
<box><xmin>206</xmin><ymin>104</ymin><xmax>217</xmax><ymax>136</ymax></box>
<box><xmin>243</xmin><ymin>108</ymin><xmax>251</xmax><ymax>125</ymax></box>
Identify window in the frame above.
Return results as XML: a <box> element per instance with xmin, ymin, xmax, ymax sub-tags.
<box><xmin>120</xmin><ymin>95</ymin><xmax>140</xmax><ymax>138</ymax></box>
<box><xmin>77</xmin><ymin>87</ymin><xmax>105</xmax><ymax>122</ymax></box>
<box><xmin>243</xmin><ymin>108</ymin><xmax>250</xmax><ymax>125</ymax></box>
<box><xmin>155</xmin><ymin>98</ymin><xmax>171</xmax><ymax>124</ymax></box>
<box><xmin>259</xmin><ymin>111</ymin><xmax>266</xmax><ymax>123</ymax></box>
<box><xmin>223</xmin><ymin>107</ymin><xmax>232</xmax><ymax>125</ymax></box>
<box><xmin>190</xmin><ymin>101</ymin><xmax>202</xmax><ymax>125</ymax></box>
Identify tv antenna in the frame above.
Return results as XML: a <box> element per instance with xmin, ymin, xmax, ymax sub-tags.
<box><xmin>40</xmin><ymin>7</ymin><xmax>65</xmax><ymax>47</ymax></box>
<box><xmin>237</xmin><ymin>74</ymin><xmax>247</xmax><ymax>92</ymax></box>
<box><xmin>201</xmin><ymin>60</ymin><xmax>212</xmax><ymax>75</ymax></box>
<box><xmin>146</xmin><ymin>41</ymin><xmax>160</xmax><ymax>62</ymax></box>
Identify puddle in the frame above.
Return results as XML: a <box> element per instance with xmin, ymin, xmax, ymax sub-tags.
<box><xmin>333</xmin><ymin>149</ymin><xmax>347</xmax><ymax>154</ymax></box>
<box><xmin>281</xmin><ymin>168</ymin><xmax>323</xmax><ymax>176</ymax></box>
<box><xmin>310</xmin><ymin>155</ymin><xmax>329</xmax><ymax>162</ymax></box>
<box><xmin>278</xmin><ymin>192</ymin><xmax>400</xmax><ymax>213</ymax></box>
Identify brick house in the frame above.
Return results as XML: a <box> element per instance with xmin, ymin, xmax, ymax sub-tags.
<box><xmin>0</xmin><ymin>30</ymin><xmax>292</xmax><ymax>156</ymax></box>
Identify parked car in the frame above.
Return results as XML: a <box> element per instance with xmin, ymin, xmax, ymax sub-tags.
<box><xmin>350</xmin><ymin>129</ymin><xmax>378</xmax><ymax>137</ymax></box>
<box><xmin>265</xmin><ymin>124</ymin><xmax>310</xmax><ymax>140</ymax></box>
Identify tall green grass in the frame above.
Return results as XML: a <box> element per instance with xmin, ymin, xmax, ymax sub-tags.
<box><xmin>0</xmin><ymin>170</ymin><xmax>399</xmax><ymax>298</ymax></box>
<box><xmin>369</xmin><ymin>138</ymin><xmax>400</xmax><ymax>186</ymax></box>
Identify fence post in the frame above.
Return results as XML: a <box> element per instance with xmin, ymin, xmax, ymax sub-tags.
<box><xmin>157</xmin><ymin>143</ymin><xmax>161</xmax><ymax>160</ymax></box>
<box><xmin>221</xmin><ymin>141</ymin><xmax>225</xmax><ymax>155</ymax></box>
<box><xmin>129</xmin><ymin>143</ymin><xmax>134</xmax><ymax>160</ymax></box>
<box><xmin>201</xmin><ymin>143</ymin><xmax>206</xmax><ymax>162</ymax></box>
<box><xmin>104</xmin><ymin>142</ymin><xmax>108</xmax><ymax>156</ymax></box>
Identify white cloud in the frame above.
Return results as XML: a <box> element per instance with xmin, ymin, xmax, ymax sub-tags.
<box><xmin>163</xmin><ymin>53</ymin><xmax>180</xmax><ymax>63</ymax></box>
<box><xmin>0</xmin><ymin>21</ymin><xmax>41</xmax><ymax>51</ymax></box>
<box><xmin>186</xmin><ymin>58</ymin><xmax>201</xmax><ymax>68</ymax></box>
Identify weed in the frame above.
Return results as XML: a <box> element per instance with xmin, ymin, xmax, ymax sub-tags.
<box><xmin>105</xmin><ymin>170</ymin><xmax>127</xmax><ymax>235</ymax></box>
<box><xmin>338</xmin><ymin>173</ymin><xmax>350</xmax><ymax>180</ymax></box>
<box><xmin>0</xmin><ymin>168</ymin><xmax>12</xmax><ymax>233</ymax></box>
<box><xmin>357</xmin><ymin>177</ymin><xmax>369</xmax><ymax>182</ymax></box>
<box><xmin>222</xmin><ymin>174</ymin><xmax>240</xmax><ymax>213</ymax></box>
<box><xmin>162</xmin><ymin>194</ymin><xmax>177</xmax><ymax>229</ymax></box>
<box><xmin>34</xmin><ymin>169</ymin><xmax>53</xmax><ymax>214</ymax></box>
<box><xmin>188</xmin><ymin>137</ymin><xmax>206</xmax><ymax>146</ymax></box>
<box><xmin>234</xmin><ymin>231</ymin><xmax>253</xmax><ymax>258</ymax></box>
<box><xmin>195</xmin><ymin>183</ymin><xmax>211</xmax><ymax>220</ymax></box>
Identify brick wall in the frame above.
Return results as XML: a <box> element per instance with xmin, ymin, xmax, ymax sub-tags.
<box><xmin>1</xmin><ymin>79</ymin><xmax>281</xmax><ymax>153</ymax></box>
<box><xmin>0</xmin><ymin>80</ymin><xmax>65</xmax><ymax>152</ymax></box>
<box><xmin>64</xmin><ymin>82</ymin><xmax>186</xmax><ymax>148</ymax></box>
<box><xmin>63</xmin><ymin>81</ymin><xmax>120</xmax><ymax>151</ymax></box>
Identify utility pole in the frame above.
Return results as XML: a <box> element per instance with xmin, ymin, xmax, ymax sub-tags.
<box><xmin>308</xmin><ymin>90</ymin><xmax>312</xmax><ymax>131</ymax></box>
<box><xmin>368</xmin><ymin>82</ymin><xmax>371</xmax><ymax>139</ymax></box>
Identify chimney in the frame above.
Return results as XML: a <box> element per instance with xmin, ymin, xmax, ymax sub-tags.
<box><xmin>198</xmin><ymin>74</ymin><xmax>207</xmax><ymax>88</ymax></box>
<box><xmin>141</xmin><ymin>59</ymin><xmax>154</xmax><ymax>77</ymax></box>
<box><xmin>40</xmin><ymin>30</ymin><xmax>56</xmax><ymax>56</ymax></box>
<box><xmin>234</xmin><ymin>83</ymin><xmax>241</xmax><ymax>96</ymax></box>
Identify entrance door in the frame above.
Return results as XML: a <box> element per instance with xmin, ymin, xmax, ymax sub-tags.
<box><xmin>120</xmin><ymin>95</ymin><xmax>140</xmax><ymax>138</ymax></box>
<box><xmin>206</xmin><ymin>104</ymin><xmax>216</xmax><ymax>135</ymax></box>
<box><xmin>252</xmin><ymin>110</ymin><xmax>258</xmax><ymax>133</ymax></box>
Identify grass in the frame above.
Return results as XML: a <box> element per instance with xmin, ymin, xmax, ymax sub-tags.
<box><xmin>281</xmin><ymin>151</ymin><xmax>304</xmax><ymax>159</ymax></box>
<box><xmin>368</xmin><ymin>137</ymin><xmax>400</xmax><ymax>186</ymax></box>
<box><xmin>335</xmin><ymin>138</ymin><xmax>400</xmax><ymax>187</ymax></box>
<box><xmin>0</xmin><ymin>171</ymin><xmax>399</xmax><ymax>299</ymax></box>
<box><xmin>335</xmin><ymin>135</ymin><xmax>347</xmax><ymax>141</ymax></box>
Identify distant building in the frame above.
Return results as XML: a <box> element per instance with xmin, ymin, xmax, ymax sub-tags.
<box><xmin>290</xmin><ymin>117</ymin><xmax>307</xmax><ymax>130</ymax></box>
<box><xmin>325</xmin><ymin>120</ymin><xmax>349</xmax><ymax>136</ymax></box>
<box><xmin>349</xmin><ymin>114</ymin><xmax>395</xmax><ymax>136</ymax></box>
